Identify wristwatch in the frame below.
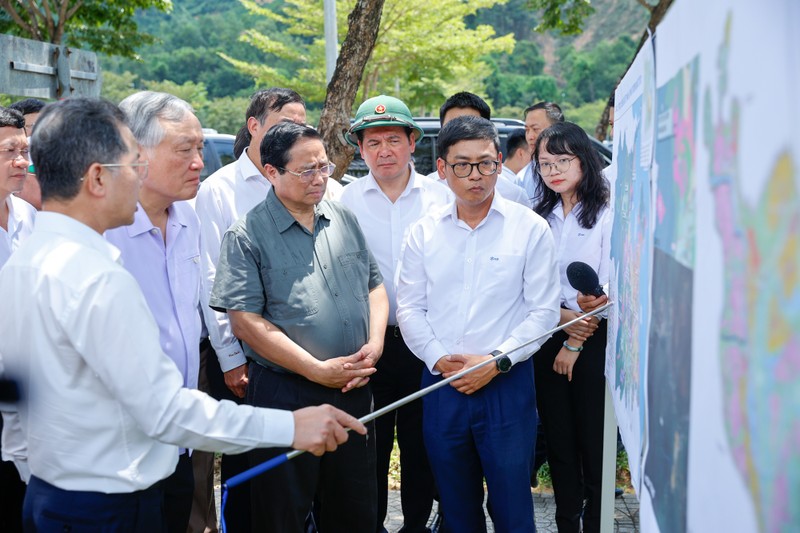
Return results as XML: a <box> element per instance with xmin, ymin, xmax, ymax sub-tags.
<box><xmin>490</xmin><ymin>349</ymin><xmax>512</xmax><ymax>373</ymax></box>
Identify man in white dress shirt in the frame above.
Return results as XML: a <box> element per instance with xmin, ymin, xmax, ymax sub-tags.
<box><xmin>427</xmin><ymin>92</ymin><xmax>531</xmax><ymax>209</ymax></box>
<box><xmin>0</xmin><ymin>97</ymin><xmax>364</xmax><ymax>532</ymax></box>
<box><xmin>341</xmin><ymin>95</ymin><xmax>449</xmax><ymax>532</ymax></box>
<box><xmin>517</xmin><ymin>101</ymin><xmax>564</xmax><ymax>202</ymax></box>
<box><xmin>396</xmin><ymin>116</ymin><xmax>560</xmax><ymax>532</ymax></box>
<box><xmin>0</xmin><ymin>105</ymin><xmax>35</xmax><ymax>533</ymax></box>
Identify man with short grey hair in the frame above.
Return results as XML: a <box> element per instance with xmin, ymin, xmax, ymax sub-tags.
<box><xmin>105</xmin><ymin>90</ymin><xmax>205</xmax><ymax>532</ymax></box>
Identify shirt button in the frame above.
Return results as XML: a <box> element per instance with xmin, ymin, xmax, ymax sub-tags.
<box><xmin>323</xmin><ymin>264</ymin><xmax>328</xmax><ymax>269</ymax></box>
<box><xmin>335</xmin><ymin>292</ymin><xmax>339</xmax><ymax>297</ymax></box>
<box><xmin>344</xmin><ymin>320</ymin><xmax>349</xmax><ymax>325</ymax></box>
<box><xmin>465</xmin><ymin>286</ymin><xmax>471</xmax><ymax>291</ymax></box>
<box><xmin>467</xmin><ymin>258</ymin><xmax>472</xmax><ymax>263</ymax></box>
<box><xmin>150</xmin><ymin>229</ymin><xmax>158</xmax><ymax>235</ymax></box>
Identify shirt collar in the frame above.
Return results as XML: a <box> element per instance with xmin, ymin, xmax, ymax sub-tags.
<box><xmin>124</xmin><ymin>203</ymin><xmax>188</xmax><ymax>237</ymax></box>
<box><xmin>36</xmin><ymin>211</ymin><xmax>122</xmax><ymax>263</ymax></box>
<box><xmin>265</xmin><ymin>189</ymin><xmax>331</xmax><ymax>233</ymax></box>
<box><xmin>238</xmin><ymin>148</ymin><xmax>267</xmax><ymax>183</ymax></box>
<box><xmin>550</xmin><ymin>200</ymin><xmax>582</xmax><ymax>222</ymax></box>
<box><xmin>364</xmin><ymin>164</ymin><xmax>421</xmax><ymax>199</ymax></box>
<box><xmin>440</xmin><ymin>190</ymin><xmax>508</xmax><ymax>226</ymax></box>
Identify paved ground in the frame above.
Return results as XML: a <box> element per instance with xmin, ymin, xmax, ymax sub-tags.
<box><xmin>384</xmin><ymin>489</ymin><xmax>640</xmax><ymax>532</ymax></box>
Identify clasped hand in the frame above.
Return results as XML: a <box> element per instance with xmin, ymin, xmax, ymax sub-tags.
<box><xmin>435</xmin><ymin>353</ymin><xmax>498</xmax><ymax>395</ymax></box>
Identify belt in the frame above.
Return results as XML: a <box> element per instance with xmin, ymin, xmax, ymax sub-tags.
<box><xmin>386</xmin><ymin>325</ymin><xmax>402</xmax><ymax>338</ymax></box>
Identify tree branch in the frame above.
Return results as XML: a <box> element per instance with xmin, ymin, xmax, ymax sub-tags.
<box><xmin>635</xmin><ymin>0</ymin><xmax>654</xmax><ymax>12</ymax></box>
<box><xmin>0</xmin><ymin>0</ymin><xmax>37</xmax><ymax>37</ymax></box>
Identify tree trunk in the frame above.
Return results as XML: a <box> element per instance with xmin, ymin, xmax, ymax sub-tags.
<box><xmin>594</xmin><ymin>0</ymin><xmax>674</xmax><ymax>140</ymax></box>
<box><xmin>317</xmin><ymin>0</ymin><xmax>386</xmax><ymax>181</ymax></box>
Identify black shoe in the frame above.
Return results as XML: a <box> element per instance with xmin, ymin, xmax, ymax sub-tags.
<box><xmin>615</xmin><ymin>487</ymin><xmax>624</xmax><ymax>498</ymax></box>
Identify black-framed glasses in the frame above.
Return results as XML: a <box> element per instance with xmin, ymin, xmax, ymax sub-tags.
<box><xmin>279</xmin><ymin>163</ymin><xmax>336</xmax><ymax>183</ymax></box>
<box><xmin>538</xmin><ymin>157</ymin><xmax>576</xmax><ymax>177</ymax></box>
<box><xmin>0</xmin><ymin>148</ymin><xmax>30</xmax><ymax>161</ymax></box>
<box><xmin>442</xmin><ymin>160</ymin><xmax>499</xmax><ymax>178</ymax></box>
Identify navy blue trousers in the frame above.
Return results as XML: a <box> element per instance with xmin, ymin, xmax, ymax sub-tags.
<box><xmin>422</xmin><ymin>359</ymin><xmax>537</xmax><ymax>533</ymax></box>
<box><xmin>23</xmin><ymin>476</ymin><xmax>164</xmax><ymax>533</ymax></box>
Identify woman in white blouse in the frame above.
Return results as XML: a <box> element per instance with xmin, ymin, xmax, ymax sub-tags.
<box><xmin>532</xmin><ymin>121</ymin><xmax>612</xmax><ymax>533</ymax></box>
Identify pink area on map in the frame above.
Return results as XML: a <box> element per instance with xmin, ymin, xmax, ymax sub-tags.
<box><xmin>774</xmin><ymin>337</ymin><xmax>800</xmax><ymax>382</ymax></box>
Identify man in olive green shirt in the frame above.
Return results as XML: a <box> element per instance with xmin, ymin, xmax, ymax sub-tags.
<box><xmin>210</xmin><ymin>122</ymin><xmax>388</xmax><ymax>532</ymax></box>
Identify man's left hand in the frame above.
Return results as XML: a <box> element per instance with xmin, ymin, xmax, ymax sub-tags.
<box><xmin>443</xmin><ymin>354</ymin><xmax>499</xmax><ymax>395</ymax></box>
<box><xmin>341</xmin><ymin>342</ymin><xmax>383</xmax><ymax>393</ymax></box>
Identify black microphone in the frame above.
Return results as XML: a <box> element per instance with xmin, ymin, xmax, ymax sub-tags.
<box><xmin>566</xmin><ymin>261</ymin><xmax>605</xmax><ymax>297</ymax></box>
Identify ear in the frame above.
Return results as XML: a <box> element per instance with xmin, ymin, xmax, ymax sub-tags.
<box><xmin>263</xmin><ymin>164</ymin><xmax>281</xmax><ymax>186</ymax></box>
<box><xmin>82</xmin><ymin>162</ymin><xmax>108</xmax><ymax>198</ymax></box>
<box><xmin>497</xmin><ymin>152</ymin><xmax>504</xmax><ymax>175</ymax></box>
<box><xmin>436</xmin><ymin>157</ymin><xmax>447</xmax><ymax>181</ymax></box>
<box><xmin>247</xmin><ymin>116</ymin><xmax>261</xmax><ymax>137</ymax></box>
<box><xmin>408</xmin><ymin>133</ymin><xmax>416</xmax><ymax>153</ymax></box>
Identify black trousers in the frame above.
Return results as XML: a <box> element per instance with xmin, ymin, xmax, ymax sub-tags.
<box><xmin>534</xmin><ymin>321</ymin><xmax>607</xmax><ymax>533</ymax></box>
<box><xmin>204</xmin><ymin>339</ymin><xmax>251</xmax><ymax>533</ymax></box>
<box><xmin>246</xmin><ymin>363</ymin><xmax>377</xmax><ymax>533</ymax></box>
<box><xmin>163</xmin><ymin>453</ymin><xmax>194</xmax><ymax>533</ymax></box>
<box><xmin>372</xmin><ymin>327</ymin><xmax>435</xmax><ymax>533</ymax></box>
<box><xmin>0</xmin><ymin>456</ymin><xmax>25</xmax><ymax>533</ymax></box>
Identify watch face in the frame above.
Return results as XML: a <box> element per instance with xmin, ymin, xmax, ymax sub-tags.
<box><xmin>496</xmin><ymin>356</ymin><xmax>512</xmax><ymax>373</ymax></box>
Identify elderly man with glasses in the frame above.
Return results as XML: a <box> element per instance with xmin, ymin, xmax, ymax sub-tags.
<box><xmin>210</xmin><ymin>121</ymin><xmax>389</xmax><ymax>532</ymax></box>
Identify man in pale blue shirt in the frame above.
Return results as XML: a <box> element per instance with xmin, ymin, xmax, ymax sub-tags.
<box><xmin>105</xmin><ymin>91</ymin><xmax>205</xmax><ymax>533</ymax></box>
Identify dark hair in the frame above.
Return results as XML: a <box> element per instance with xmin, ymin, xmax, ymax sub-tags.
<box><xmin>9</xmin><ymin>98</ymin><xmax>47</xmax><ymax>116</ymax></box>
<box><xmin>0</xmin><ymin>106</ymin><xmax>25</xmax><ymax>129</ymax></box>
<box><xmin>31</xmin><ymin>98</ymin><xmax>128</xmax><ymax>202</ymax></box>
<box><xmin>506</xmin><ymin>129</ymin><xmax>528</xmax><ymax>157</ymax></box>
<box><xmin>524</xmin><ymin>101</ymin><xmax>564</xmax><ymax>124</ymax></box>
<box><xmin>533</xmin><ymin>122</ymin><xmax>608</xmax><ymax>229</ymax></box>
<box><xmin>439</xmin><ymin>92</ymin><xmax>491</xmax><ymax>124</ymax></box>
<box><xmin>260</xmin><ymin>122</ymin><xmax>322</xmax><ymax>170</ymax></box>
<box><xmin>437</xmin><ymin>116</ymin><xmax>499</xmax><ymax>160</ymax></box>
<box><xmin>234</xmin><ymin>88</ymin><xmax>305</xmax><ymax>158</ymax></box>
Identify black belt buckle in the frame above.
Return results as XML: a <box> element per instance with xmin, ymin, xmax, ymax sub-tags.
<box><xmin>387</xmin><ymin>325</ymin><xmax>401</xmax><ymax>338</ymax></box>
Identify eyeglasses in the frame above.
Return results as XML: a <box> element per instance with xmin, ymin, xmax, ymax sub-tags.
<box><xmin>0</xmin><ymin>148</ymin><xmax>30</xmax><ymax>161</ymax></box>
<box><xmin>100</xmin><ymin>161</ymin><xmax>150</xmax><ymax>176</ymax></box>
<box><xmin>538</xmin><ymin>157</ymin><xmax>576</xmax><ymax>177</ymax></box>
<box><xmin>279</xmin><ymin>163</ymin><xmax>336</xmax><ymax>183</ymax></box>
<box><xmin>442</xmin><ymin>160</ymin><xmax>499</xmax><ymax>178</ymax></box>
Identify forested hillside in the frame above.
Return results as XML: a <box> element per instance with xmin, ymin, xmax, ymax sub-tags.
<box><xmin>98</xmin><ymin>0</ymin><xmax>647</xmax><ymax>133</ymax></box>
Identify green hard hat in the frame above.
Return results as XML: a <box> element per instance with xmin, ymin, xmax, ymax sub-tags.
<box><xmin>345</xmin><ymin>95</ymin><xmax>424</xmax><ymax>147</ymax></box>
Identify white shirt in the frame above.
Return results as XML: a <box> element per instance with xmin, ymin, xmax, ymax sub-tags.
<box><xmin>0</xmin><ymin>195</ymin><xmax>36</xmax><ymax>268</ymax></box>
<box><xmin>0</xmin><ymin>212</ymin><xmax>293</xmax><ymax>492</ymax></box>
<box><xmin>195</xmin><ymin>149</ymin><xmax>269</xmax><ymax>371</ymax></box>
<box><xmin>516</xmin><ymin>162</ymin><xmax>539</xmax><ymax>204</ymax></box>
<box><xmin>548</xmin><ymin>203</ymin><xmax>612</xmax><ymax>312</ymax></box>
<box><xmin>340</xmin><ymin>169</ymin><xmax>452</xmax><ymax>324</ymax></box>
<box><xmin>424</xmin><ymin>170</ymin><xmax>530</xmax><ymax>208</ymax></box>
<box><xmin>396</xmin><ymin>194</ymin><xmax>560</xmax><ymax>373</ymax></box>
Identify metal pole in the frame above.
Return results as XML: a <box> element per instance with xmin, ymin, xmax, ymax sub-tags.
<box><xmin>323</xmin><ymin>0</ymin><xmax>338</xmax><ymax>84</ymax></box>
<box><xmin>600</xmin><ymin>380</ymin><xmax>618</xmax><ymax>532</ymax></box>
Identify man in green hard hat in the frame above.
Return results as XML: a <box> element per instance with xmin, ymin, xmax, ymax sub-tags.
<box><xmin>341</xmin><ymin>95</ymin><xmax>450</xmax><ymax>533</ymax></box>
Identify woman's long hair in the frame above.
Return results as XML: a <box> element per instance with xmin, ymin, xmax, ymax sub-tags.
<box><xmin>532</xmin><ymin>122</ymin><xmax>609</xmax><ymax>229</ymax></box>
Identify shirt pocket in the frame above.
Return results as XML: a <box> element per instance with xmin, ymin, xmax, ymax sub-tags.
<box><xmin>481</xmin><ymin>253</ymin><xmax>526</xmax><ymax>296</ymax></box>
<box><xmin>176</xmin><ymin>253</ymin><xmax>201</xmax><ymax>307</ymax></box>
<box><xmin>338</xmin><ymin>250</ymin><xmax>370</xmax><ymax>302</ymax></box>
<box><xmin>262</xmin><ymin>264</ymin><xmax>321</xmax><ymax>319</ymax></box>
